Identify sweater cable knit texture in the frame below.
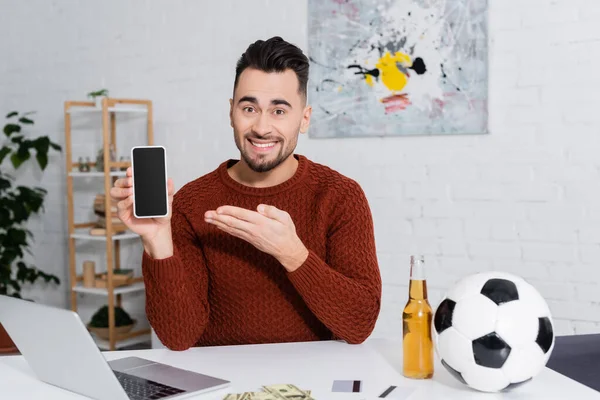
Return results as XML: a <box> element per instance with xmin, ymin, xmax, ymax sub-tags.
<box><xmin>142</xmin><ymin>154</ymin><xmax>382</xmax><ymax>350</ymax></box>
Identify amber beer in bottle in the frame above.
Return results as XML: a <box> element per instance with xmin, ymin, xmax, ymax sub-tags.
<box><xmin>402</xmin><ymin>255</ymin><xmax>434</xmax><ymax>379</ymax></box>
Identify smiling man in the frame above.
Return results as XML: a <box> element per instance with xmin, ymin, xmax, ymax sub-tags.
<box><xmin>111</xmin><ymin>36</ymin><xmax>382</xmax><ymax>351</ymax></box>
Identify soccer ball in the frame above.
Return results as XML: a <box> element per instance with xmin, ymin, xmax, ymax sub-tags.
<box><xmin>433</xmin><ymin>271</ymin><xmax>555</xmax><ymax>393</ymax></box>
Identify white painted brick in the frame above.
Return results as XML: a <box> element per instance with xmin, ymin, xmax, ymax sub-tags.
<box><xmin>428</xmin><ymin>165</ymin><xmax>479</xmax><ymax>182</ymax></box>
<box><xmin>370</xmin><ymin>198</ymin><xmax>421</xmax><ymax>219</ymax></box>
<box><xmin>399</xmin><ymin>237</ymin><xmax>441</xmax><ymax>258</ymax></box>
<box><xmin>378</xmin><ymin>166</ymin><xmax>427</xmax><ymax>183</ymax></box>
<box><xmin>451</xmin><ymin>184</ymin><xmax>505</xmax><ymax>202</ymax></box>
<box><xmin>552</xmin><ymin>319</ymin><xmax>574</xmax><ymax>336</ymax></box>
<box><xmin>546</xmin><ymin>300</ymin><xmax>600</xmax><ymax>322</ymax></box>
<box><xmin>541</xmin><ymin>84</ymin><xmax>598</xmax><ymax>106</ymax></box>
<box><xmin>479</xmin><ymin>165</ymin><xmax>533</xmax><ymax>184</ymax></box>
<box><xmin>422</xmin><ymin>201</ymin><xmax>472</xmax><ymax>219</ymax></box>
<box><xmin>489</xmin><ymin>0</ymin><xmax>522</xmax><ymax>29</ymax></box>
<box><xmin>548</xmin><ymin>21</ymin><xmax>600</xmax><ymax>44</ymax></box>
<box><xmin>579</xmin><ymin>244</ymin><xmax>600</xmax><ymax>264</ymax></box>
<box><xmin>508</xmin><ymin>184</ymin><xmax>561</xmax><ymax>203</ymax></box>
<box><xmin>465</xmin><ymin>220</ymin><xmax>491</xmax><ymax>240</ymax></box>
<box><xmin>547</xmin><ymin>263</ymin><xmax>595</xmax><ymax>284</ymax></box>
<box><xmin>575</xmin><ymin>284</ymin><xmax>600</xmax><ymax>303</ymax></box>
<box><xmin>426</xmin><ymin>269</ymin><xmax>462</xmax><ymax>291</ymax></box>
<box><xmin>468</xmin><ymin>242</ymin><xmax>522</xmax><ymax>260</ymax></box>
<box><xmin>440</xmin><ymin>257</ymin><xmax>493</xmax><ymax>275</ymax></box>
<box><xmin>516</xmin><ymin>222</ymin><xmax>578</xmax><ymax>243</ymax></box>
<box><xmin>527</xmin><ymin>204</ymin><xmax>586</xmax><ymax>222</ymax></box>
<box><xmin>364</xmin><ymin>180</ymin><xmax>403</xmax><ymax>200</ymax></box>
<box><xmin>403</xmin><ymin>183</ymin><xmax>449</xmax><ymax>201</ymax></box>
<box><xmin>489</xmin><ymin>52</ymin><xmax>520</xmax><ymax>71</ymax></box>
<box><xmin>524</xmin><ymin>280</ymin><xmax>575</xmax><ymax>301</ymax></box>
<box><xmin>438</xmin><ymin>239</ymin><xmax>468</xmax><ymax>257</ymax></box>
<box><xmin>493</xmin><ymin>87</ymin><xmax>540</xmax><ymax>107</ymax></box>
<box><xmin>572</xmin><ymin>321</ymin><xmax>600</xmax><ymax>335</ymax></box>
<box><xmin>491</xmin><ymin>222</ymin><xmax>518</xmax><ymax>241</ymax></box>
<box><xmin>493</xmin><ymin>28</ymin><xmax>550</xmax><ymax>54</ymax></box>
<box><xmin>412</xmin><ymin>219</ymin><xmax>437</xmax><ymax>238</ymax></box>
<box><xmin>377</xmin><ymin>253</ymin><xmax>404</xmax><ymax>286</ymax></box>
<box><xmin>563</xmin><ymin>183</ymin><xmax>600</xmax><ymax>203</ymax></box>
<box><xmin>533</xmin><ymin>163</ymin><xmax>599</xmax><ymax>183</ymax></box>
<box><xmin>578</xmin><ymin>5</ymin><xmax>600</xmax><ymax>22</ymax></box>
<box><xmin>567</xmin><ymin>148</ymin><xmax>600</xmax><ymax>165</ymax></box>
<box><xmin>377</xmin><ymin>219</ymin><xmax>412</xmax><ymax>237</ymax></box>
<box><xmin>470</xmin><ymin>202</ymin><xmax>528</xmax><ymax>220</ymax></box>
<box><xmin>522</xmin><ymin>243</ymin><xmax>577</xmax><ymax>263</ymax></box>
<box><xmin>578</xmin><ymin>226</ymin><xmax>600</xmax><ymax>244</ymax></box>
<box><xmin>492</xmin><ymin>261</ymin><xmax>549</xmax><ymax>281</ymax></box>
<box><xmin>521</xmin><ymin>4</ymin><xmax>579</xmax><ymax>27</ymax></box>
<box><xmin>565</xmin><ymin>103</ymin><xmax>600</xmax><ymax>123</ymax></box>
<box><xmin>436</xmin><ymin>219</ymin><xmax>463</xmax><ymax>237</ymax></box>
<box><xmin>517</xmin><ymin>68</ymin><xmax>554</xmax><ymax>88</ymax></box>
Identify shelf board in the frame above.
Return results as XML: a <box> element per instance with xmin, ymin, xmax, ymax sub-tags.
<box><xmin>92</xmin><ymin>333</ymin><xmax>151</xmax><ymax>351</ymax></box>
<box><xmin>73</xmin><ymin>281</ymin><xmax>145</xmax><ymax>296</ymax></box>
<box><xmin>67</xmin><ymin>106</ymin><xmax>148</xmax><ymax>114</ymax></box>
<box><xmin>71</xmin><ymin>231</ymin><xmax>139</xmax><ymax>241</ymax></box>
<box><xmin>69</xmin><ymin>171</ymin><xmax>127</xmax><ymax>177</ymax></box>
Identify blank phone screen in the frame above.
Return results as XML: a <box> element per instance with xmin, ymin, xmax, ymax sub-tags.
<box><xmin>132</xmin><ymin>147</ymin><xmax>167</xmax><ymax>217</ymax></box>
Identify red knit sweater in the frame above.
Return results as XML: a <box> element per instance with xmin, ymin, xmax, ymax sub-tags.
<box><xmin>142</xmin><ymin>154</ymin><xmax>382</xmax><ymax>350</ymax></box>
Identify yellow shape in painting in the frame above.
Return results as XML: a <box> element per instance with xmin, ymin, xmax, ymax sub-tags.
<box><xmin>365</xmin><ymin>74</ymin><xmax>374</xmax><ymax>87</ymax></box>
<box><xmin>375</xmin><ymin>51</ymin><xmax>413</xmax><ymax>92</ymax></box>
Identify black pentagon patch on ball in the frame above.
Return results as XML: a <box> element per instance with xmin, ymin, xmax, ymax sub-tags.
<box><xmin>434</xmin><ymin>299</ymin><xmax>456</xmax><ymax>334</ymax></box>
<box><xmin>504</xmin><ymin>378</ymin><xmax>532</xmax><ymax>391</ymax></box>
<box><xmin>480</xmin><ymin>278</ymin><xmax>519</xmax><ymax>305</ymax></box>
<box><xmin>472</xmin><ymin>332</ymin><xmax>512</xmax><ymax>369</ymax></box>
<box><xmin>441</xmin><ymin>359</ymin><xmax>467</xmax><ymax>385</ymax></box>
<box><xmin>536</xmin><ymin>317</ymin><xmax>554</xmax><ymax>353</ymax></box>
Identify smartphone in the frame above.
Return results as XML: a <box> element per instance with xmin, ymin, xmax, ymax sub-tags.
<box><xmin>131</xmin><ymin>146</ymin><xmax>169</xmax><ymax>219</ymax></box>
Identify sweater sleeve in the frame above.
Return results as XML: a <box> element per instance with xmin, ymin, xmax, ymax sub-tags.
<box><xmin>141</xmin><ymin>200</ymin><xmax>210</xmax><ymax>351</ymax></box>
<box><xmin>287</xmin><ymin>181</ymin><xmax>382</xmax><ymax>344</ymax></box>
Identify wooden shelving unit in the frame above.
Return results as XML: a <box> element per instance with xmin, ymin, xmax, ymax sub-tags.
<box><xmin>64</xmin><ymin>97</ymin><xmax>153</xmax><ymax>351</ymax></box>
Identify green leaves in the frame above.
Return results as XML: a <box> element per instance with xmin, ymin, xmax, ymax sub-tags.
<box><xmin>0</xmin><ymin>146</ymin><xmax>10</xmax><ymax>165</ymax></box>
<box><xmin>10</xmin><ymin>150</ymin><xmax>30</xmax><ymax>169</ymax></box>
<box><xmin>0</xmin><ymin>110</ymin><xmax>61</xmax><ymax>297</ymax></box>
<box><xmin>1</xmin><ymin>117</ymin><xmax>61</xmax><ymax>171</ymax></box>
<box><xmin>87</xmin><ymin>88</ymin><xmax>109</xmax><ymax>98</ymax></box>
<box><xmin>89</xmin><ymin>305</ymin><xmax>133</xmax><ymax>328</ymax></box>
<box><xmin>33</xmin><ymin>136</ymin><xmax>50</xmax><ymax>170</ymax></box>
<box><xmin>3</xmin><ymin>123</ymin><xmax>21</xmax><ymax>137</ymax></box>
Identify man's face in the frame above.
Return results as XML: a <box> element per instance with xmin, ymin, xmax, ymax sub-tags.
<box><xmin>230</xmin><ymin>68</ymin><xmax>311</xmax><ymax>173</ymax></box>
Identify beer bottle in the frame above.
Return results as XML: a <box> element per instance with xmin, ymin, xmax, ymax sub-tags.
<box><xmin>402</xmin><ymin>255</ymin><xmax>434</xmax><ymax>379</ymax></box>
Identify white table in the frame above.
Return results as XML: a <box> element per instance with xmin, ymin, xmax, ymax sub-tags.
<box><xmin>0</xmin><ymin>338</ymin><xmax>598</xmax><ymax>399</ymax></box>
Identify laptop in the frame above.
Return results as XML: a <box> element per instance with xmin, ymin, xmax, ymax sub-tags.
<box><xmin>0</xmin><ymin>295</ymin><xmax>230</xmax><ymax>400</ymax></box>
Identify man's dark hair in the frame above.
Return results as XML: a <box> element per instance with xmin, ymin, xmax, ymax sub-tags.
<box><xmin>234</xmin><ymin>36</ymin><xmax>309</xmax><ymax>100</ymax></box>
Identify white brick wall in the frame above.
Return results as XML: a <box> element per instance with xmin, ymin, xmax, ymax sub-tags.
<box><xmin>1</xmin><ymin>0</ymin><xmax>600</xmax><ymax>339</ymax></box>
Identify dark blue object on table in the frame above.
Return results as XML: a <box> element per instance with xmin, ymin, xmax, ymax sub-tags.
<box><xmin>546</xmin><ymin>334</ymin><xmax>600</xmax><ymax>392</ymax></box>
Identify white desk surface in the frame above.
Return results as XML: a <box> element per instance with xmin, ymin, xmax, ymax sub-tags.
<box><xmin>0</xmin><ymin>338</ymin><xmax>598</xmax><ymax>400</ymax></box>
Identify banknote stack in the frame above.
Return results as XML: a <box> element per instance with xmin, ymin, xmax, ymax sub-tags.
<box><xmin>222</xmin><ymin>384</ymin><xmax>314</xmax><ymax>400</ymax></box>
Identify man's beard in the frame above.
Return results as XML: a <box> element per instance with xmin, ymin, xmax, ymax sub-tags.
<box><xmin>235</xmin><ymin>133</ymin><xmax>297</xmax><ymax>173</ymax></box>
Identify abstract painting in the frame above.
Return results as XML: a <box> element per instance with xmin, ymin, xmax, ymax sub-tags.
<box><xmin>307</xmin><ymin>0</ymin><xmax>489</xmax><ymax>138</ymax></box>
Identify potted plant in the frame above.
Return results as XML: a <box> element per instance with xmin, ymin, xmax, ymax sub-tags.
<box><xmin>87</xmin><ymin>89</ymin><xmax>109</xmax><ymax>108</ymax></box>
<box><xmin>0</xmin><ymin>111</ymin><xmax>62</xmax><ymax>353</ymax></box>
<box><xmin>87</xmin><ymin>305</ymin><xmax>136</xmax><ymax>340</ymax></box>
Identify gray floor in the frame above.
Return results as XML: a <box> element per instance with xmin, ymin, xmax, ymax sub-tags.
<box><xmin>546</xmin><ymin>334</ymin><xmax>600</xmax><ymax>392</ymax></box>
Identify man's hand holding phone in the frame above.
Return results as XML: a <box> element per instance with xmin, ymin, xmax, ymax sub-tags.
<box><xmin>110</xmin><ymin>167</ymin><xmax>175</xmax><ymax>259</ymax></box>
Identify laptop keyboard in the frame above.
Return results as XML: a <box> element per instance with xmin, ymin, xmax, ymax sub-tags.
<box><xmin>114</xmin><ymin>370</ymin><xmax>186</xmax><ymax>400</ymax></box>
